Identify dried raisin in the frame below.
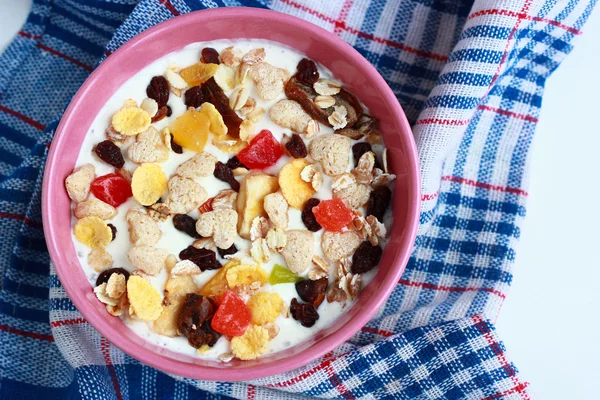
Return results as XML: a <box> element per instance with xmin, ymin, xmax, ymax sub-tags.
<box><xmin>170</xmin><ymin>134</ymin><xmax>183</xmax><ymax>154</ymax></box>
<box><xmin>295</xmin><ymin>278</ymin><xmax>328</xmax><ymax>308</ymax></box>
<box><xmin>107</xmin><ymin>223</ymin><xmax>117</xmax><ymax>241</ymax></box>
<box><xmin>351</xmin><ymin>241</ymin><xmax>383</xmax><ymax>274</ymax></box>
<box><xmin>213</xmin><ymin>161</ymin><xmax>240</xmax><ymax>192</ymax></box>
<box><xmin>290</xmin><ymin>298</ymin><xmax>319</xmax><ymax>327</ymax></box>
<box><xmin>226</xmin><ymin>156</ymin><xmax>246</xmax><ymax>170</ymax></box>
<box><xmin>166</xmin><ymin>106</ymin><xmax>172</xmax><ymax>117</ymax></box>
<box><xmin>179</xmin><ymin>246</ymin><xmax>221</xmax><ymax>271</ymax></box>
<box><xmin>296</xmin><ymin>58</ymin><xmax>319</xmax><ymax>85</ymax></box>
<box><xmin>285</xmin><ymin>134</ymin><xmax>308</xmax><ymax>158</ymax></box>
<box><xmin>201</xmin><ymin>47</ymin><xmax>220</xmax><ymax>64</ymax></box>
<box><xmin>151</xmin><ymin>106</ymin><xmax>167</xmax><ymax>123</ymax></box>
<box><xmin>301</xmin><ymin>198</ymin><xmax>322</xmax><ymax>232</ymax></box>
<box><xmin>146</xmin><ymin>76</ymin><xmax>170</xmax><ymax>107</ymax></box>
<box><xmin>94</xmin><ymin>140</ymin><xmax>124</xmax><ymax>168</ymax></box>
<box><xmin>367</xmin><ymin>186</ymin><xmax>391</xmax><ymax>222</ymax></box>
<box><xmin>96</xmin><ymin>268</ymin><xmax>130</xmax><ymax>286</ymax></box>
<box><xmin>217</xmin><ymin>244</ymin><xmax>238</xmax><ymax>258</ymax></box>
<box><xmin>173</xmin><ymin>214</ymin><xmax>201</xmax><ymax>239</ymax></box>
<box><xmin>184</xmin><ymin>86</ymin><xmax>205</xmax><ymax>108</ymax></box>
<box><xmin>177</xmin><ymin>294</ymin><xmax>220</xmax><ymax>348</ymax></box>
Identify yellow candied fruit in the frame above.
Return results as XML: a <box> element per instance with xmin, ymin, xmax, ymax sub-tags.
<box><xmin>226</xmin><ymin>264</ymin><xmax>268</xmax><ymax>288</ymax></box>
<box><xmin>74</xmin><ymin>216</ymin><xmax>112</xmax><ymax>248</ymax></box>
<box><xmin>200</xmin><ymin>259</ymin><xmax>240</xmax><ymax>297</ymax></box>
<box><xmin>197</xmin><ymin>344</ymin><xmax>211</xmax><ymax>354</ymax></box>
<box><xmin>131</xmin><ymin>163</ymin><xmax>167</xmax><ymax>206</ymax></box>
<box><xmin>279</xmin><ymin>158</ymin><xmax>316</xmax><ymax>209</ymax></box>
<box><xmin>231</xmin><ymin>325</ymin><xmax>269</xmax><ymax>360</ymax></box>
<box><xmin>111</xmin><ymin>106</ymin><xmax>151</xmax><ymax>136</ymax></box>
<box><xmin>127</xmin><ymin>276</ymin><xmax>163</xmax><ymax>321</ymax></box>
<box><xmin>248</xmin><ymin>292</ymin><xmax>283</xmax><ymax>326</ymax></box>
<box><xmin>171</xmin><ymin>108</ymin><xmax>210</xmax><ymax>153</ymax></box>
<box><xmin>179</xmin><ymin>63</ymin><xmax>219</xmax><ymax>86</ymax></box>
<box><xmin>199</xmin><ymin>102</ymin><xmax>227</xmax><ymax>137</ymax></box>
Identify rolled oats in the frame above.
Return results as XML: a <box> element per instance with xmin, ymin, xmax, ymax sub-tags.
<box><xmin>372</xmin><ymin>168</ymin><xmax>396</xmax><ymax>189</ymax></box>
<box><xmin>213</xmin><ymin>64</ymin><xmax>235</xmax><ymax>91</ymax></box>
<box><xmin>242</xmin><ymin>48</ymin><xmax>266</xmax><ymax>65</ymax></box>
<box><xmin>239</xmin><ymin>119</ymin><xmax>255</xmax><ymax>142</ymax></box>
<box><xmin>265</xmin><ymin>228</ymin><xmax>287</xmax><ymax>252</ymax></box>
<box><xmin>352</xmin><ymin>151</ymin><xmax>376</xmax><ymax>185</ymax></box>
<box><xmin>314</xmin><ymin>95</ymin><xmax>336</xmax><ymax>109</ymax></box>
<box><xmin>309</xmin><ymin>255</ymin><xmax>329</xmax><ymax>280</ymax></box>
<box><xmin>229</xmin><ymin>87</ymin><xmax>250</xmax><ymax>110</ymax></box>
<box><xmin>221</xmin><ymin>46</ymin><xmax>241</xmax><ymax>67</ymax></box>
<box><xmin>250</xmin><ymin>238</ymin><xmax>271</xmax><ymax>263</ymax></box>
<box><xmin>328</xmin><ymin>105</ymin><xmax>348</xmax><ymax>130</ymax></box>
<box><xmin>246</xmin><ymin>106</ymin><xmax>265</xmax><ymax>123</ymax></box>
<box><xmin>313</xmin><ymin>79</ymin><xmax>341</xmax><ymax>95</ymax></box>
<box><xmin>171</xmin><ymin>260</ymin><xmax>202</xmax><ymax>277</ymax></box>
<box><xmin>94</xmin><ymin>283</ymin><xmax>119</xmax><ymax>306</ymax></box>
<box><xmin>239</xmin><ymin>97</ymin><xmax>257</xmax><ymax>116</ymax></box>
<box><xmin>212</xmin><ymin>189</ymin><xmax>237</xmax><ymax>209</ymax></box>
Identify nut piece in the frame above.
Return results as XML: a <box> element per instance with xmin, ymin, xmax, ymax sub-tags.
<box><xmin>332</xmin><ymin>173</ymin><xmax>372</xmax><ymax>210</ymax></box>
<box><xmin>263</xmin><ymin>192</ymin><xmax>288</xmax><ymax>229</ymax></box>
<box><xmin>65</xmin><ymin>164</ymin><xmax>95</xmax><ymax>203</ymax></box>
<box><xmin>366</xmin><ymin>215</ymin><xmax>387</xmax><ymax>246</ymax></box>
<box><xmin>229</xmin><ymin>87</ymin><xmax>250</xmax><ymax>110</ymax></box>
<box><xmin>171</xmin><ymin>259</ymin><xmax>202</xmax><ymax>277</ymax></box>
<box><xmin>328</xmin><ymin>105</ymin><xmax>348</xmax><ymax>130</ymax></box>
<box><xmin>269</xmin><ymin>99</ymin><xmax>312</xmax><ymax>133</ymax></box>
<box><xmin>313</xmin><ymin>79</ymin><xmax>342</xmax><ymax>96</ymax></box>
<box><xmin>249</xmin><ymin>62</ymin><xmax>290</xmax><ymax>101</ymax></box>
<box><xmin>74</xmin><ymin>198</ymin><xmax>117</xmax><ymax>220</ymax></box>
<box><xmin>127</xmin><ymin>246</ymin><xmax>169</xmax><ymax>276</ymax></box>
<box><xmin>127</xmin><ymin>126</ymin><xmax>170</xmax><ymax>164</ymax></box>
<box><xmin>309</xmin><ymin>255</ymin><xmax>329</xmax><ymax>280</ymax></box>
<box><xmin>352</xmin><ymin>151</ymin><xmax>376</xmax><ymax>185</ymax></box>
<box><xmin>140</xmin><ymin>98</ymin><xmax>158</xmax><ymax>118</ymax></box>
<box><xmin>250</xmin><ymin>238</ymin><xmax>271</xmax><ymax>263</ymax></box>
<box><xmin>309</xmin><ymin>134</ymin><xmax>351</xmax><ymax>176</ymax></box>
<box><xmin>314</xmin><ymin>95</ymin><xmax>336</xmax><ymax>109</ymax></box>
<box><xmin>212</xmin><ymin>189</ymin><xmax>237</xmax><ymax>209</ymax></box>
<box><xmin>165</xmin><ymin>68</ymin><xmax>187</xmax><ymax>90</ymax></box>
<box><xmin>166</xmin><ymin>175</ymin><xmax>208</xmax><ymax>214</ymax></box>
<box><xmin>239</xmin><ymin>119</ymin><xmax>255</xmax><ymax>142</ymax></box>
<box><xmin>196</xmin><ymin>208</ymin><xmax>238</xmax><ymax>249</ymax></box>
<box><xmin>242</xmin><ymin>48</ymin><xmax>266</xmax><ymax>65</ymax></box>
<box><xmin>88</xmin><ymin>248</ymin><xmax>113</xmax><ymax>272</ymax></box>
<box><xmin>250</xmin><ymin>216</ymin><xmax>270</xmax><ymax>241</ymax></box>
<box><xmin>266</xmin><ymin>228</ymin><xmax>287</xmax><ymax>252</ymax></box>
<box><xmin>175</xmin><ymin>153</ymin><xmax>217</xmax><ymax>180</ymax></box>
<box><xmin>281</xmin><ymin>230</ymin><xmax>314</xmax><ymax>274</ymax></box>
<box><xmin>322</xmin><ymin>231</ymin><xmax>361</xmax><ymax>261</ymax></box>
<box><xmin>213</xmin><ymin>64</ymin><xmax>236</xmax><ymax>91</ymax></box>
<box><xmin>127</xmin><ymin>209</ymin><xmax>162</xmax><ymax>246</ymax></box>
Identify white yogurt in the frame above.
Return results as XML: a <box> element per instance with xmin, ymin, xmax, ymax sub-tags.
<box><xmin>71</xmin><ymin>39</ymin><xmax>390</xmax><ymax>360</ymax></box>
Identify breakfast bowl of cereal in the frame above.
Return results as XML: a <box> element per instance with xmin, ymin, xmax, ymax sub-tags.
<box><xmin>42</xmin><ymin>7</ymin><xmax>420</xmax><ymax>380</ymax></box>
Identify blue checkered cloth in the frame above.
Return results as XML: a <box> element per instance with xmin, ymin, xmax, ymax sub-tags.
<box><xmin>0</xmin><ymin>0</ymin><xmax>594</xmax><ymax>398</ymax></box>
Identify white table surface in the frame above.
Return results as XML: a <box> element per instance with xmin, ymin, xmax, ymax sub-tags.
<box><xmin>1</xmin><ymin>2</ymin><xmax>598</xmax><ymax>398</ymax></box>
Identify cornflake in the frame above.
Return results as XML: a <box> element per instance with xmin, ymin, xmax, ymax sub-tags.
<box><xmin>112</xmin><ymin>106</ymin><xmax>151</xmax><ymax>136</ymax></box>
<box><xmin>248</xmin><ymin>292</ymin><xmax>283</xmax><ymax>325</ymax></box>
<box><xmin>131</xmin><ymin>163</ymin><xmax>168</xmax><ymax>206</ymax></box>
<box><xmin>127</xmin><ymin>275</ymin><xmax>163</xmax><ymax>321</ymax></box>
<box><xmin>74</xmin><ymin>216</ymin><xmax>112</xmax><ymax>248</ymax></box>
<box><xmin>231</xmin><ymin>325</ymin><xmax>269</xmax><ymax>360</ymax></box>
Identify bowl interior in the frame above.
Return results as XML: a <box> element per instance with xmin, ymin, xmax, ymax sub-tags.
<box><xmin>42</xmin><ymin>7</ymin><xmax>420</xmax><ymax>381</ymax></box>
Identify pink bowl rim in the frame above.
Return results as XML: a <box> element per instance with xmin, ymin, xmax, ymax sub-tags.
<box><xmin>42</xmin><ymin>7</ymin><xmax>420</xmax><ymax>381</ymax></box>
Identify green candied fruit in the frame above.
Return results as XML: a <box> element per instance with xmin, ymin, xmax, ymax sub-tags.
<box><xmin>269</xmin><ymin>264</ymin><xmax>301</xmax><ymax>285</ymax></box>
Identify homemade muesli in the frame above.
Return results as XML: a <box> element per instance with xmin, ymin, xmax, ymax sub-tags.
<box><xmin>66</xmin><ymin>40</ymin><xmax>395</xmax><ymax>361</ymax></box>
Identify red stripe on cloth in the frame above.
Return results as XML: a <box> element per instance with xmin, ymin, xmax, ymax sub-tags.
<box><xmin>421</xmin><ymin>191</ymin><xmax>440</xmax><ymax>201</ymax></box>
<box><xmin>37</xmin><ymin>43</ymin><xmax>94</xmax><ymax>72</ymax></box>
<box><xmin>361</xmin><ymin>326</ymin><xmax>395</xmax><ymax>337</ymax></box>
<box><xmin>18</xmin><ymin>30</ymin><xmax>43</xmax><ymax>40</ymax></box>
<box><xmin>477</xmin><ymin>105</ymin><xmax>538</xmax><ymax>123</ymax></box>
<box><xmin>0</xmin><ymin>323</ymin><xmax>54</xmax><ymax>341</ymax></box>
<box><xmin>472</xmin><ymin>315</ymin><xmax>531</xmax><ymax>400</ymax></box>
<box><xmin>246</xmin><ymin>384</ymin><xmax>256</xmax><ymax>400</ymax></box>
<box><xmin>160</xmin><ymin>0</ymin><xmax>181</xmax><ymax>16</ymax></box>
<box><xmin>334</xmin><ymin>0</ymin><xmax>354</xmax><ymax>35</ymax></box>
<box><xmin>50</xmin><ymin>318</ymin><xmax>87</xmax><ymax>328</ymax></box>
<box><xmin>467</xmin><ymin>8</ymin><xmax>582</xmax><ymax>35</ymax></box>
<box><xmin>0</xmin><ymin>211</ymin><xmax>43</xmax><ymax>228</ymax></box>
<box><xmin>415</xmin><ymin>105</ymin><xmax>538</xmax><ymax>127</ymax></box>
<box><xmin>0</xmin><ymin>104</ymin><xmax>46</xmax><ymax>131</ymax></box>
<box><xmin>101</xmin><ymin>337</ymin><xmax>124</xmax><ymax>400</ymax></box>
<box><xmin>267</xmin><ymin>351</ymin><xmax>347</xmax><ymax>388</ymax></box>
<box><xmin>441</xmin><ymin>175</ymin><xmax>528</xmax><ymax>196</ymax></box>
<box><xmin>279</xmin><ymin>0</ymin><xmax>448</xmax><ymax>62</ymax></box>
<box><xmin>414</xmin><ymin>117</ymin><xmax>471</xmax><ymax>126</ymax></box>
<box><xmin>325</xmin><ymin>363</ymin><xmax>355</xmax><ymax>400</ymax></box>
<box><xmin>398</xmin><ymin>279</ymin><xmax>507</xmax><ymax>300</ymax></box>
<box><xmin>483</xmin><ymin>382</ymin><xmax>531</xmax><ymax>400</ymax></box>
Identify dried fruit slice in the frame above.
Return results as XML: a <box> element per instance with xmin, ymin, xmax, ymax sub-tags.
<box><xmin>226</xmin><ymin>264</ymin><xmax>268</xmax><ymax>288</ymax></box>
<box><xmin>211</xmin><ymin>290</ymin><xmax>251</xmax><ymax>336</ymax></box>
<box><xmin>268</xmin><ymin>264</ymin><xmax>301</xmax><ymax>285</ymax></box>
<box><xmin>131</xmin><ymin>163</ymin><xmax>167</xmax><ymax>206</ymax></box>
<box><xmin>312</xmin><ymin>198</ymin><xmax>354</xmax><ymax>232</ymax></box>
<box><xmin>199</xmin><ymin>102</ymin><xmax>227</xmax><ymax>137</ymax></box>
<box><xmin>179</xmin><ymin>62</ymin><xmax>219</xmax><ymax>86</ymax></box>
<box><xmin>90</xmin><ymin>173</ymin><xmax>132</xmax><ymax>207</ymax></box>
<box><xmin>112</xmin><ymin>107</ymin><xmax>151</xmax><ymax>136</ymax></box>
<box><xmin>295</xmin><ymin>278</ymin><xmax>328</xmax><ymax>307</ymax></box>
<box><xmin>74</xmin><ymin>216</ymin><xmax>112</xmax><ymax>248</ymax></box>
<box><xmin>236</xmin><ymin>130</ymin><xmax>283</xmax><ymax>170</ymax></box>
<box><xmin>231</xmin><ymin>325</ymin><xmax>269</xmax><ymax>360</ymax></box>
<box><xmin>171</xmin><ymin>108</ymin><xmax>211</xmax><ymax>153</ymax></box>
<box><xmin>127</xmin><ymin>275</ymin><xmax>164</xmax><ymax>321</ymax></box>
<box><xmin>278</xmin><ymin>158</ymin><xmax>315</xmax><ymax>210</ymax></box>
<box><xmin>248</xmin><ymin>292</ymin><xmax>283</xmax><ymax>325</ymax></box>
<box><xmin>200</xmin><ymin>260</ymin><xmax>240</xmax><ymax>297</ymax></box>
<box><xmin>236</xmin><ymin>171</ymin><xmax>279</xmax><ymax>238</ymax></box>
<box><xmin>202</xmin><ymin>78</ymin><xmax>243</xmax><ymax>139</ymax></box>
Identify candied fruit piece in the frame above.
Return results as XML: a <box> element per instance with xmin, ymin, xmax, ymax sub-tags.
<box><xmin>295</xmin><ymin>278</ymin><xmax>328</xmax><ymax>307</ymax></box>
<box><xmin>74</xmin><ymin>216</ymin><xmax>113</xmax><ymax>248</ymax></box>
<box><xmin>268</xmin><ymin>264</ymin><xmax>301</xmax><ymax>285</ymax></box>
<box><xmin>237</xmin><ymin>130</ymin><xmax>283</xmax><ymax>170</ymax></box>
<box><xmin>211</xmin><ymin>290</ymin><xmax>251</xmax><ymax>336</ymax></box>
<box><xmin>171</xmin><ymin>108</ymin><xmax>210</xmax><ymax>153</ymax></box>
<box><xmin>313</xmin><ymin>198</ymin><xmax>354</xmax><ymax>232</ymax></box>
<box><xmin>248</xmin><ymin>292</ymin><xmax>283</xmax><ymax>325</ymax></box>
<box><xmin>90</xmin><ymin>173</ymin><xmax>132</xmax><ymax>208</ymax></box>
<box><xmin>127</xmin><ymin>275</ymin><xmax>163</xmax><ymax>321</ymax></box>
<box><xmin>226</xmin><ymin>264</ymin><xmax>268</xmax><ymax>288</ymax></box>
<box><xmin>131</xmin><ymin>163</ymin><xmax>167</xmax><ymax>206</ymax></box>
<box><xmin>231</xmin><ymin>325</ymin><xmax>269</xmax><ymax>360</ymax></box>
<box><xmin>351</xmin><ymin>241</ymin><xmax>383</xmax><ymax>274</ymax></box>
<box><xmin>179</xmin><ymin>63</ymin><xmax>219</xmax><ymax>86</ymax></box>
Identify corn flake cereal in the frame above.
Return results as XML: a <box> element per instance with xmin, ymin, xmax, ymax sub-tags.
<box><xmin>226</xmin><ymin>264</ymin><xmax>268</xmax><ymax>288</ymax></box>
<box><xmin>248</xmin><ymin>292</ymin><xmax>283</xmax><ymax>325</ymax></box>
<box><xmin>200</xmin><ymin>102</ymin><xmax>227</xmax><ymax>137</ymax></box>
<box><xmin>131</xmin><ymin>163</ymin><xmax>167</xmax><ymax>206</ymax></box>
<box><xmin>112</xmin><ymin>107</ymin><xmax>151</xmax><ymax>136</ymax></box>
<box><xmin>74</xmin><ymin>216</ymin><xmax>112</xmax><ymax>248</ymax></box>
<box><xmin>127</xmin><ymin>275</ymin><xmax>163</xmax><ymax>321</ymax></box>
<box><xmin>231</xmin><ymin>325</ymin><xmax>269</xmax><ymax>360</ymax></box>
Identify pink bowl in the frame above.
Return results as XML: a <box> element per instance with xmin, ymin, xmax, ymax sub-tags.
<box><xmin>42</xmin><ymin>7</ymin><xmax>420</xmax><ymax>381</ymax></box>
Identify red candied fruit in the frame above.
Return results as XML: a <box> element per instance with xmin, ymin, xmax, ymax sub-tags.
<box><xmin>211</xmin><ymin>290</ymin><xmax>251</xmax><ymax>337</ymax></box>
<box><xmin>312</xmin><ymin>199</ymin><xmax>355</xmax><ymax>232</ymax></box>
<box><xmin>90</xmin><ymin>173</ymin><xmax>132</xmax><ymax>207</ymax></box>
<box><xmin>236</xmin><ymin>130</ymin><xmax>283</xmax><ymax>170</ymax></box>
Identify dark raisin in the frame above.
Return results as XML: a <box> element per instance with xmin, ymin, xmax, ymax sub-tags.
<box><xmin>290</xmin><ymin>298</ymin><xmax>319</xmax><ymax>327</ymax></box>
<box><xmin>351</xmin><ymin>242</ymin><xmax>383</xmax><ymax>274</ymax></box>
<box><xmin>166</xmin><ymin>105</ymin><xmax>172</xmax><ymax>117</ymax></box>
<box><xmin>201</xmin><ymin>48</ymin><xmax>220</xmax><ymax>64</ymax></box>
<box><xmin>177</xmin><ymin>294</ymin><xmax>220</xmax><ymax>348</ymax></box>
<box><xmin>226</xmin><ymin>156</ymin><xmax>246</xmax><ymax>170</ymax></box>
<box><xmin>352</xmin><ymin>142</ymin><xmax>372</xmax><ymax>167</ymax></box>
<box><xmin>107</xmin><ymin>224</ymin><xmax>117</xmax><ymax>241</ymax></box>
<box><xmin>296</xmin><ymin>58</ymin><xmax>319</xmax><ymax>85</ymax></box>
<box><xmin>151</xmin><ymin>106</ymin><xmax>168</xmax><ymax>123</ymax></box>
<box><xmin>179</xmin><ymin>246</ymin><xmax>221</xmax><ymax>271</ymax></box>
<box><xmin>170</xmin><ymin>134</ymin><xmax>183</xmax><ymax>154</ymax></box>
<box><xmin>93</xmin><ymin>140</ymin><xmax>124</xmax><ymax>168</ymax></box>
<box><xmin>295</xmin><ymin>278</ymin><xmax>328</xmax><ymax>308</ymax></box>
<box><xmin>217</xmin><ymin>244</ymin><xmax>238</xmax><ymax>258</ymax></box>
<box><xmin>301</xmin><ymin>198</ymin><xmax>322</xmax><ymax>232</ymax></box>
<box><xmin>96</xmin><ymin>268</ymin><xmax>130</xmax><ymax>287</ymax></box>
<box><xmin>146</xmin><ymin>76</ymin><xmax>170</xmax><ymax>107</ymax></box>
<box><xmin>173</xmin><ymin>214</ymin><xmax>201</xmax><ymax>239</ymax></box>
<box><xmin>213</xmin><ymin>161</ymin><xmax>240</xmax><ymax>192</ymax></box>
<box><xmin>285</xmin><ymin>134</ymin><xmax>308</xmax><ymax>158</ymax></box>
<box><xmin>184</xmin><ymin>86</ymin><xmax>205</xmax><ymax>108</ymax></box>
<box><xmin>367</xmin><ymin>186</ymin><xmax>391</xmax><ymax>222</ymax></box>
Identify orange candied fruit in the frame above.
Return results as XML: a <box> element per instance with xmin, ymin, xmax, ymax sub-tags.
<box><xmin>179</xmin><ymin>63</ymin><xmax>219</xmax><ymax>86</ymax></box>
<box><xmin>171</xmin><ymin>108</ymin><xmax>210</xmax><ymax>153</ymax></box>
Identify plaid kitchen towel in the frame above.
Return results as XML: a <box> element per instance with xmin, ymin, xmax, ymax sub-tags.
<box><xmin>0</xmin><ymin>0</ymin><xmax>595</xmax><ymax>398</ymax></box>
